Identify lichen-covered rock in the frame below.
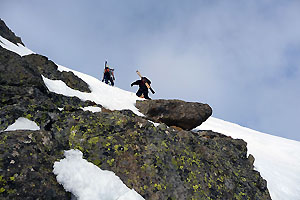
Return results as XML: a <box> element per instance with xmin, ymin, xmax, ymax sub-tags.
<box><xmin>45</xmin><ymin>109</ymin><xmax>269</xmax><ymax>200</ymax></box>
<box><xmin>0</xmin><ymin>108</ymin><xmax>271</xmax><ymax>199</ymax></box>
<box><xmin>49</xmin><ymin>93</ymin><xmax>99</xmax><ymax>109</ymax></box>
<box><xmin>0</xmin><ymin>46</ymin><xmax>95</xmax><ymax>132</ymax></box>
<box><xmin>136</xmin><ymin>99</ymin><xmax>212</xmax><ymax>130</ymax></box>
<box><xmin>0</xmin><ymin>130</ymin><xmax>70</xmax><ymax>199</ymax></box>
<box><xmin>0</xmin><ymin>48</ymin><xmax>47</xmax><ymax>91</ymax></box>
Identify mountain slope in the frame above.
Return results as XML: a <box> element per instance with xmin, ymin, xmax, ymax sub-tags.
<box><xmin>198</xmin><ymin>118</ymin><xmax>300</xmax><ymax>200</ymax></box>
<box><xmin>1</xmin><ymin>19</ymin><xmax>298</xmax><ymax>200</ymax></box>
<box><xmin>41</xmin><ymin>54</ymin><xmax>300</xmax><ymax>200</ymax></box>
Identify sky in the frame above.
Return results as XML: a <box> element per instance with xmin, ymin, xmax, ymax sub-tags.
<box><xmin>1</xmin><ymin>0</ymin><xmax>300</xmax><ymax>141</ymax></box>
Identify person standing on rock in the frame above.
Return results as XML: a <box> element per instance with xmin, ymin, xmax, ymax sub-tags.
<box><xmin>131</xmin><ymin>77</ymin><xmax>152</xmax><ymax>99</ymax></box>
<box><xmin>102</xmin><ymin>61</ymin><xmax>115</xmax><ymax>86</ymax></box>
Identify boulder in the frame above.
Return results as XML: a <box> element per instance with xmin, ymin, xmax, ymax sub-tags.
<box><xmin>135</xmin><ymin>99</ymin><xmax>212</xmax><ymax>130</ymax></box>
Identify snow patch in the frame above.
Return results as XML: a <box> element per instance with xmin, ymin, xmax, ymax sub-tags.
<box><xmin>0</xmin><ymin>35</ymin><xmax>34</xmax><ymax>56</ymax></box>
<box><xmin>148</xmin><ymin>120</ymin><xmax>160</xmax><ymax>127</ymax></box>
<box><xmin>81</xmin><ymin>106</ymin><xmax>102</xmax><ymax>113</ymax></box>
<box><xmin>4</xmin><ymin>117</ymin><xmax>40</xmax><ymax>131</ymax></box>
<box><xmin>53</xmin><ymin>149</ymin><xmax>144</xmax><ymax>200</ymax></box>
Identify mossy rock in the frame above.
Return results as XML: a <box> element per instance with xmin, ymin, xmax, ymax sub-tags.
<box><xmin>0</xmin><ymin>130</ymin><xmax>70</xmax><ymax>199</ymax></box>
<box><xmin>48</xmin><ymin>109</ymin><xmax>271</xmax><ymax>200</ymax></box>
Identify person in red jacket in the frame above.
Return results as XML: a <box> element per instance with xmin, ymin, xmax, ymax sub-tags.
<box><xmin>102</xmin><ymin>63</ymin><xmax>115</xmax><ymax>86</ymax></box>
<box><xmin>131</xmin><ymin>77</ymin><xmax>151</xmax><ymax>99</ymax></box>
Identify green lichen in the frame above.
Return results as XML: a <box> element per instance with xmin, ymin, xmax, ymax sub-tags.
<box><xmin>0</xmin><ymin>187</ymin><xmax>5</xmax><ymax>193</ymax></box>
<box><xmin>92</xmin><ymin>159</ymin><xmax>101</xmax><ymax>166</ymax></box>
<box><xmin>88</xmin><ymin>137</ymin><xmax>99</xmax><ymax>145</ymax></box>
<box><xmin>107</xmin><ymin>158</ymin><xmax>115</xmax><ymax>166</ymax></box>
<box><xmin>7</xmin><ymin>189</ymin><xmax>16</xmax><ymax>194</ymax></box>
<box><xmin>25</xmin><ymin>113</ymin><xmax>33</xmax><ymax>119</ymax></box>
<box><xmin>154</xmin><ymin>183</ymin><xmax>166</xmax><ymax>191</ymax></box>
<box><xmin>0</xmin><ymin>135</ymin><xmax>8</xmax><ymax>145</ymax></box>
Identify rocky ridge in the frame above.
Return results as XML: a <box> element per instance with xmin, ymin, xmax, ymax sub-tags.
<box><xmin>0</xmin><ymin>19</ymin><xmax>271</xmax><ymax>199</ymax></box>
<box><xmin>0</xmin><ymin>19</ymin><xmax>23</xmax><ymax>45</ymax></box>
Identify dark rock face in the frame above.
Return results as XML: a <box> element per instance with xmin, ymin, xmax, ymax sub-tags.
<box><xmin>0</xmin><ymin>18</ymin><xmax>24</xmax><ymax>45</ymax></box>
<box><xmin>1</xmin><ymin>109</ymin><xmax>271</xmax><ymax>200</ymax></box>
<box><xmin>0</xmin><ymin>130</ymin><xmax>70</xmax><ymax>199</ymax></box>
<box><xmin>23</xmin><ymin>54</ymin><xmax>91</xmax><ymax>93</ymax></box>
<box><xmin>136</xmin><ymin>99</ymin><xmax>213</xmax><ymax>130</ymax></box>
<box><xmin>0</xmin><ymin>47</ymin><xmax>53</xmax><ymax>130</ymax></box>
<box><xmin>0</xmin><ymin>20</ymin><xmax>271</xmax><ymax>200</ymax></box>
<box><xmin>0</xmin><ymin>47</ymin><xmax>96</xmax><ymax>132</ymax></box>
<box><xmin>0</xmin><ymin>48</ymin><xmax>46</xmax><ymax>90</ymax></box>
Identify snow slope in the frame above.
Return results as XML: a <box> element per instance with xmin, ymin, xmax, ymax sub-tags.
<box><xmin>44</xmin><ymin>64</ymin><xmax>143</xmax><ymax>115</ymax></box>
<box><xmin>197</xmin><ymin>117</ymin><xmax>300</xmax><ymax>200</ymax></box>
<box><xmin>2</xmin><ymin>35</ymin><xmax>300</xmax><ymax>200</ymax></box>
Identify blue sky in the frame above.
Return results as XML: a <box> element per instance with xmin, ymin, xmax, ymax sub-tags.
<box><xmin>1</xmin><ymin>0</ymin><xmax>300</xmax><ymax>141</ymax></box>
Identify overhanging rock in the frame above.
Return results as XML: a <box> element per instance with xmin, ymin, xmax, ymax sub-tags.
<box><xmin>135</xmin><ymin>99</ymin><xmax>212</xmax><ymax>130</ymax></box>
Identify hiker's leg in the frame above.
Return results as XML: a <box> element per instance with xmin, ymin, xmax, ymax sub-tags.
<box><xmin>143</xmin><ymin>91</ymin><xmax>151</xmax><ymax>99</ymax></box>
<box><xmin>110</xmin><ymin>77</ymin><xmax>114</xmax><ymax>86</ymax></box>
<box><xmin>136</xmin><ymin>90</ymin><xmax>143</xmax><ymax>97</ymax></box>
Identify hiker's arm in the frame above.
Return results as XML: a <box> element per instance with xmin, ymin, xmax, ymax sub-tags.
<box><xmin>131</xmin><ymin>80</ymin><xmax>140</xmax><ymax>86</ymax></box>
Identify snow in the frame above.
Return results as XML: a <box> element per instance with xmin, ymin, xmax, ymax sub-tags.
<box><xmin>4</xmin><ymin>117</ymin><xmax>40</xmax><ymax>131</ymax></box>
<box><xmin>81</xmin><ymin>106</ymin><xmax>102</xmax><ymax>113</ymax></box>
<box><xmin>197</xmin><ymin>117</ymin><xmax>300</xmax><ymax>200</ymax></box>
<box><xmin>42</xmin><ymin>65</ymin><xmax>143</xmax><ymax>116</ymax></box>
<box><xmin>0</xmin><ymin>35</ymin><xmax>34</xmax><ymax>56</ymax></box>
<box><xmin>2</xmin><ymin>34</ymin><xmax>300</xmax><ymax>200</ymax></box>
<box><xmin>53</xmin><ymin>149</ymin><xmax>144</xmax><ymax>200</ymax></box>
<box><xmin>148</xmin><ymin>120</ymin><xmax>160</xmax><ymax>127</ymax></box>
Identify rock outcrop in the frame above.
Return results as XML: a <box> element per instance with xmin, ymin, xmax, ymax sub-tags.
<box><xmin>23</xmin><ymin>54</ymin><xmax>91</xmax><ymax>93</ymax></box>
<box><xmin>0</xmin><ymin>19</ymin><xmax>23</xmax><ymax>45</ymax></box>
<box><xmin>0</xmin><ymin>46</ymin><xmax>96</xmax><ymax>132</ymax></box>
<box><xmin>136</xmin><ymin>99</ymin><xmax>212</xmax><ymax>130</ymax></box>
<box><xmin>0</xmin><ymin>20</ymin><xmax>271</xmax><ymax>200</ymax></box>
<box><xmin>1</xmin><ymin>108</ymin><xmax>271</xmax><ymax>200</ymax></box>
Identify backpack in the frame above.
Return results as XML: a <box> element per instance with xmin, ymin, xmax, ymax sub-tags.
<box><xmin>104</xmin><ymin>67</ymin><xmax>115</xmax><ymax>80</ymax></box>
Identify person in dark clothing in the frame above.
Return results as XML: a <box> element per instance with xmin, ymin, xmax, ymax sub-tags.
<box><xmin>102</xmin><ymin>66</ymin><xmax>115</xmax><ymax>86</ymax></box>
<box><xmin>131</xmin><ymin>77</ymin><xmax>151</xmax><ymax>99</ymax></box>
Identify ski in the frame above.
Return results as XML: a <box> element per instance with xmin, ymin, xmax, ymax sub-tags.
<box><xmin>136</xmin><ymin>70</ymin><xmax>155</xmax><ymax>94</ymax></box>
